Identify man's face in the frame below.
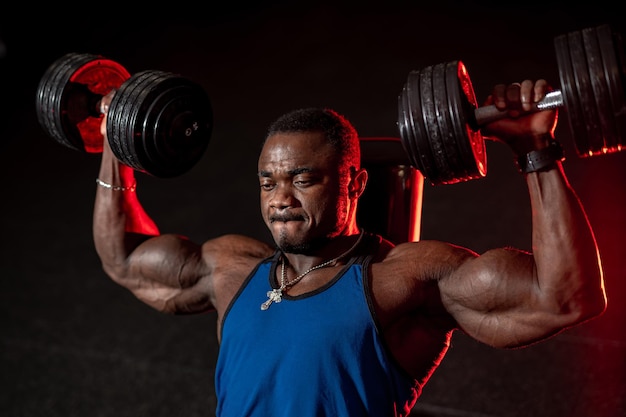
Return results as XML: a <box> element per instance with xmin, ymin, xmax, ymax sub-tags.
<box><xmin>258</xmin><ymin>131</ymin><xmax>350</xmax><ymax>254</ymax></box>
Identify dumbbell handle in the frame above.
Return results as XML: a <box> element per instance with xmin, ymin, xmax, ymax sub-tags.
<box><xmin>474</xmin><ymin>90</ymin><xmax>563</xmax><ymax>125</ymax></box>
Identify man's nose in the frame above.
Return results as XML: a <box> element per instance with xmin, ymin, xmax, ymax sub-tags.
<box><xmin>269</xmin><ymin>184</ymin><xmax>297</xmax><ymax>209</ymax></box>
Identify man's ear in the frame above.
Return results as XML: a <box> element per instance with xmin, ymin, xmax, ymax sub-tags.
<box><xmin>350</xmin><ymin>168</ymin><xmax>368</xmax><ymax>199</ymax></box>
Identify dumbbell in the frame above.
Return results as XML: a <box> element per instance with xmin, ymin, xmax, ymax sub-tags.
<box><xmin>398</xmin><ymin>24</ymin><xmax>626</xmax><ymax>186</ymax></box>
<box><xmin>36</xmin><ymin>53</ymin><xmax>213</xmax><ymax>178</ymax></box>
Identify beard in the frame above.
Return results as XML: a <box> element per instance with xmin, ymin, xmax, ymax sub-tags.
<box><xmin>276</xmin><ymin>228</ymin><xmax>331</xmax><ymax>255</ymax></box>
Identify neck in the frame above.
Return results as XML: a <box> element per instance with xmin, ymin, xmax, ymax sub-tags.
<box><xmin>282</xmin><ymin>229</ymin><xmax>365</xmax><ymax>278</ymax></box>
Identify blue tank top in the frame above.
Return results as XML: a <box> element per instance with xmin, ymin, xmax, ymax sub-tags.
<box><xmin>215</xmin><ymin>241</ymin><xmax>420</xmax><ymax>417</ymax></box>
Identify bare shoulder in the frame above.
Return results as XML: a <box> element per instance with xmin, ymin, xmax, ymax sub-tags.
<box><xmin>202</xmin><ymin>234</ymin><xmax>275</xmax><ymax>258</ymax></box>
<box><xmin>369</xmin><ymin>240</ymin><xmax>477</xmax><ymax>326</ymax></box>
<box><xmin>376</xmin><ymin>239</ymin><xmax>477</xmax><ymax>276</ymax></box>
<box><xmin>201</xmin><ymin>233</ymin><xmax>275</xmax><ymax>274</ymax></box>
<box><xmin>201</xmin><ymin>234</ymin><xmax>276</xmax><ymax>314</ymax></box>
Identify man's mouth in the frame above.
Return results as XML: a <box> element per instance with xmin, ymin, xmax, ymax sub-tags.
<box><xmin>270</xmin><ymin>215</ymin><xmax>303</xmax><ymax>223</ymax></box>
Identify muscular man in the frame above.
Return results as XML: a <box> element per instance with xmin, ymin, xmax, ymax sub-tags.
<box><xmin>93</xmin><ymin>79</ymin><xmax>606</xmax><ymax>416</ymax></box>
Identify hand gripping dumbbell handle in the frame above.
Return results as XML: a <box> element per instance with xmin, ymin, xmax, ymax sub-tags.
<box><xmin>474</xmin><ymin>90</ymin><xmax>563</xmax><ymax>126</ymax></box>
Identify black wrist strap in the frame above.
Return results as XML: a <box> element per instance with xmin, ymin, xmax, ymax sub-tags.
<box><xmin>516</xmin><ymin>141</ymin><xmax>565</xmax><ymax>174</ymax></box>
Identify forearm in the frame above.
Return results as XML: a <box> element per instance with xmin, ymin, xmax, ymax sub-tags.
<box><xmin>92</xmin><ymin>154</ymin><xmax>216</xmax><ymax>313</ymax></box>
<box><xmin>93</xmin><ymin>145</ymin><xmax>159</xmax><ymax>276</ymax></box>
<box><xmin>527</xmin><ymin>163</ymin><xmax>606</xmax><ymax>323</ymax></box>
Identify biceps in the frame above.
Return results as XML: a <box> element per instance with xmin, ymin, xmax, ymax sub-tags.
<box><xmin>113</xmin><ymin>234</ymin><xmax>210</xmax><ymax>310</ymax></box>
<box><xmin>439</xmin><ymin>249</ymin><xmax>541</xmax><ymax>340</ymax></box>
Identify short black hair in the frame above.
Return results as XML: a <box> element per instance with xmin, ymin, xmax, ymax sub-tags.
<box><xmin>264</xmin><ymin>108</ymin><xmax>360</xmax><ymax>170</ymax></box>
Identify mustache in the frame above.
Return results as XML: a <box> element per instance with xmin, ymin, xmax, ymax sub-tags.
<box><xmin>269</xmin><ymin>214</ymin><xmax>306</xmax><ymax>222</ymax></box>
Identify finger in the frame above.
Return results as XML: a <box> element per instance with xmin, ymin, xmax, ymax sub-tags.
<box><xmin>100</xmin><ymin>113</ymin><xmax>107</xmax><ymax>137</ymax></box>
<box><xmin>492</xmin><ymin>83</ymin><xmax>507</xmax><ymax>110</ymax></box>
<box><xmin>99</xmin><ymin>89</ymin><xmax>116</xmax><ymax>115</ymax></box>
<box><xmin>505</xmin><ymin>82</ymin><xmax>521</xmax><ymax>103</ymax></box>
<box><xmin>532</xmin><ymin>79</ymin><xmax>550</xmax><ymax>103</ymax></box>
<box><xmin>520</xmin><ymin>79</ymin><xmax>535</xmax><ymax>112</ymax></box>
<box><xmin>100</xmin><ymin>100</ymin><xmax>109</xmax><ymax>115</ymax></box>
<box><xmin>505</xmin><ymin>82</ymin><xmax>522</xmax><ymax>117</ymax></box>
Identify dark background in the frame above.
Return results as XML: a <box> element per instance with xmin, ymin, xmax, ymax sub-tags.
<box><xmin>1</xmin><ymin>2</ymin><xmax>625</xmax><ymax>416</ymax></box>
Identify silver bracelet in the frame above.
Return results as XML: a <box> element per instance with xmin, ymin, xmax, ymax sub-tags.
<box><xmin>95</xmin><ymin>178</ymin><xmax>137</xmax><ymax>192</ymax></box>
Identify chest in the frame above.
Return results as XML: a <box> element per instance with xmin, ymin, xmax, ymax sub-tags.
<box><xmin>224</xmin><ymin>261</ymin><xmax>373</xmax><ymax>341</ymax></box>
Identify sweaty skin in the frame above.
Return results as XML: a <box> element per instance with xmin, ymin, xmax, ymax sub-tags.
<box><xmin>93</xmin><ymin>80</ymin><xmax>605</xmax><ymax>389</ymax></box>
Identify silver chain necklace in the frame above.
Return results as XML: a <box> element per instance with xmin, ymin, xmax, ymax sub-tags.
<box><xmin>260</xmin><ymin>229</ymin><xmax>364</xmax><ymax>310</ymax></box>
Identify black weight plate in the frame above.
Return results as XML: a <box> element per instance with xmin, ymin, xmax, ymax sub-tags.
<box><xmin>142</xmin><ymin>76</ymin><xmax>213</xmax><ymax>177</ymax></box>
<box><xmin>109</xmin><ymin>71</ymin><xmax>183</xmax><ymax>174</ymax></box>
<box><xmin>36</xmin><ymin>53</ymin><xmax>94</xmax><ymax>151</ymax></box>
<box><xmin>568</xmin><ymin>30</ymin><xmax>605</xmax><ymax>154</ymax></box>
<box><xmin>432</xmin><ymin>62</ymin><xmax>467</xmax><ymax>182</ymax></box>
<box><xmin>402</xmin><ymin>71</ymin><xmax>427</xmax><ymax>174</ymax></box>
<box><xmin>36</xmin><ymin>53</ymin><xmax>130</xmax><ymax>153</ymax></box>
<box><xmin>125</xmin><ymin>71</ymin><xmax>176</xmax><ymax>173</ymax></box>
<box><xmin>583</xmin><ymin>26</ymin><xmax>619</xmax><ymax>154</ymax></box>
<box><xmin>596</xmin><ymin>24</ymin><xmax>626</xmax><ymax>153</ymax></box>
<box><xmin>107</xmin><ymin>71</ymin><xmax>159</xmax><ymax>171</ymax></box>
<box><xmin>398</xmin><ymin>84</ymin><xmax>422</xmax><ymax>171</ymax></box>
<box><xmin>419</xmin><ymin>65</ymin><xmax>454</xmax><ymax>183</ymax></box>
<box><xmin>445</xmin><ymin>61</ymin><xmax>485</xmax><ymax>182</ymax></box>
<box><xmin>107</xmin><ymin>70</ymin><xmax>213</xmax><ymax>178</ymax></box>
<box><xmin>108</xmin><ymin>70</ymin><xmax>176</xmax><ymax>173</ymax></box>
<box><xmin>555</xmin><ymin>33</ymin><xmax>589</xmax><ymax>156</ymax></box>
<box><xmin>399</xmin><ymin>81</ymin><xmax>426</xmax><ymax>173</ymax></box>
<box><xmin>407</xmin><ymin>69</ymin><xmax>439</xmax><ymax>183</ymax></box>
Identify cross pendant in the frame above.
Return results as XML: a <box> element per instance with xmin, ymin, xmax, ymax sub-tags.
<box><xmin>261</xmin><ymin>288</ymin><xmax>283</xmax><ymax>310</ymax></box>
